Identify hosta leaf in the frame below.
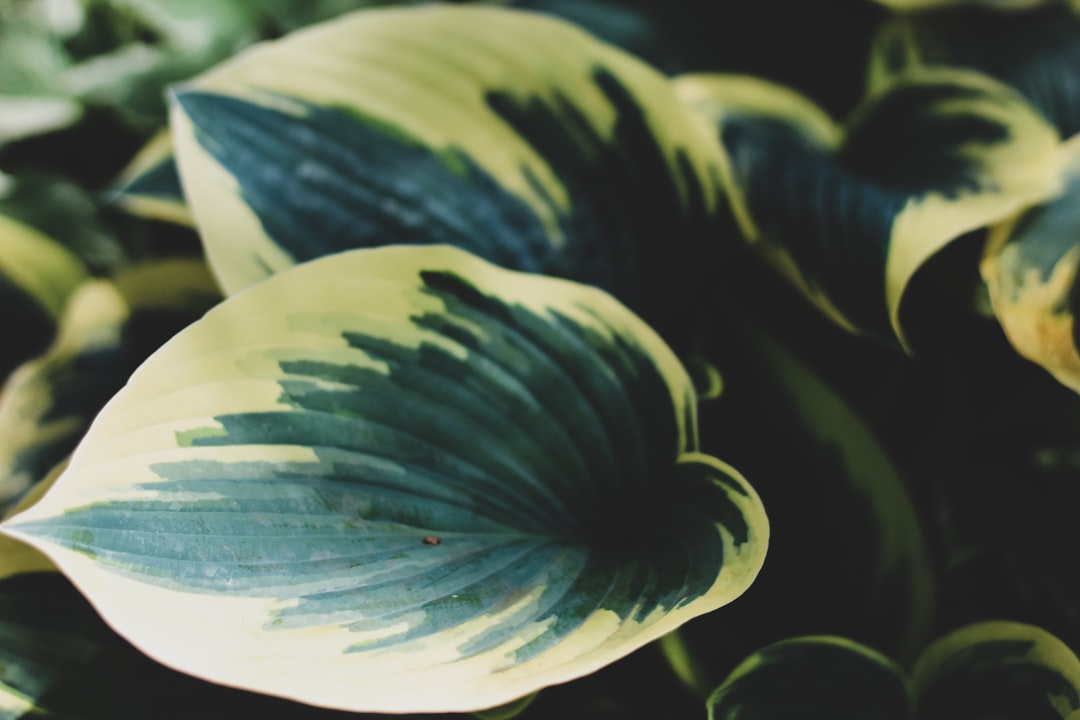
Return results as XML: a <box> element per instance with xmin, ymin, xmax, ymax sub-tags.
<box><xmin>981</xmin><ymin>134</ymin><xmax>1080</xmax><ymax>392</ymax></box>
<box><xmin>0</xmin><ymin>466</ymin><xmax>96</xmax><ymax>718</ymax></box>
<box><xmin>676</xmin><ymin>69</ymin><xmax>1061</xmax><ymax>347</ymax></box>
<box><xmin>112</xmin><ymin>130</ymin><xmax>192</xmax><ymax>226</ymax></box>
<box><xmin>664</xmin><ymin>315</ymin><xmax>933</xmax><ymax>690</ymax></box>
<box><xmin>0</xmin><ymin>464</ymin><xmax>62</xmax><ymax>584</ymax></box>
<box><xmin>1</xmin><ymin>245</ymin><xmax>767</xmax><ymax>714</ymax></box>
<box><xmin>914</xmin><ymin>621</ymin><xmax>1080</xmax><ymax>719</ymax></box>
<box><xmin>0</xmin><ymin>564</ymin><xmax>401</xmax><ymax>719</ymax></box>
<box><xmin>170</xmin><ymin>5</ymin><xmax>725</xmax><ymax>341</ymax></box>
<box><xmin>0</xmin><ymin>213</ymin><xmax>87</xmax><ymax>382</ymax></box>
<box><xmin>0</xmin><ymin>259</ymin><xmax>221</xmax><ymax>511</ymax></box>
<box><xmin>706</xmin><ymin>636</ymin><xmax>911</xmax><ymax>720</ymax></box>
<box><xmin>869</xmin><ymin>2</ymin><xmax>1080</xmax><ymax>137</ymax></box>
<box><xmin>0</xmin><ymin>478</ymin><xmax>420</xmax><ymax>720</ymax></box>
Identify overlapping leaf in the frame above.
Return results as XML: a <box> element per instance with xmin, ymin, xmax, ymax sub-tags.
<box><xmin>706</xmin><ymin>636</ymin><xmax>911</xmax><ymax>720</ymax></box>
<box><xmin>0</xmin><ymin>213</ymin><xmax>87</xmax><ymax>383</ymax></box>
<box><xmin>1</xmin><ymin>245</ymin><xmax>767</xmax><ymax>714</ymax></box>
<box><xmin>0</xmin><ymin>481</ymin><xmax>410</xmax><ymax>720</ymax></box>
<box><xmin>869</xmin><ymin>1</ymin><xmax>1080</xmax><ymax>137</ymax></box>
<box><xmin>170</xmin><ymin>4</ymin><xmax>726</xmax><ymax>341</ymax></box>
<box><xmin>663</xmin><ymin>315</ymin><xmax>933</xmax><ymax>692</ymax></box>
<box><xmin>914</xmin><ymin>622</ymin><xmax>1080</xmax><ymax>719</ymax></box>
<box><xmin>980</xmin><ymin>134</ymin><xmax>1080</xmax><ymax>391</ymax></box>
<box><xmin>508</xmin><ymin>0</ymin><xmax>883</xmax><ymax>121</ymax></box>
<box><xmin>0</xmin><ymin>259</ymin><xmax>221</xmax><ymax>512</ymax></box>
<box><xmin>705</xmin><ymin>622</ymin><xmax>1080</xmax><ymax>719</ymax></box>
<box><xmin>0</xmin><ymin>572</ymin><xmax>439</xmax><ymax>719</ymax></box>
<box><xmin>676</xmin><ymin>68</ymin><xmax>1061</xmax><ymax>348</ymax></box>
<box><xmin>112</xmin><ymin>131</ymin><xmax>192</xmax><ymax>227</ymax></box>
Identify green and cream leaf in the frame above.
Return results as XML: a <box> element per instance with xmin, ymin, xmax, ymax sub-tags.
<box><xmin>868</xmin><ymin>2</ymin><xmax>1080</xmax><ymax>137</ymax></box>
<box><xmin>170</xmin><ymin>4</ymin><xmax>726</xmax><ymax>340</ymax></box>
<box><xmin>981</xmin><ymin>133</ymin><xmax>1080</xmax><ymax>393</ymax></box>
<box><xmin>112</xmin><ymin>130</ymin><xmax>192</xmax><ymax>227</ymax></box>
<box><xmin>1</xmin><ymin>245</ymin><xmax>767</xmax><ymax>715</ymax></box>
<box><xmin>676</xmin><ymin>68</ymin><xmax>1061</xmax><ymax>348</ymax></box>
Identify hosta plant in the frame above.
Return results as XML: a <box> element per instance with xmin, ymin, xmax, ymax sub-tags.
<box><xmin>2</xmin><ymin>1</ymin><xmax>1080</xmax><ymax>718</ymax></box>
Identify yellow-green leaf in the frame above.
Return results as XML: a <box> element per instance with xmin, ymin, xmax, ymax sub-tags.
<box><xmin>1</xmin><ymin>245</ymin><xmax>767</xmax><ymax>714</ymax></box>
<box><xmin>914</xmin><ymin>621</ymin><xmax>1080</xmax><ymax>719</ymax></box>
<box><xmin>0</xmin><ymin>213</ymin><xmax>87</xmax><ymax>382</ymax></box>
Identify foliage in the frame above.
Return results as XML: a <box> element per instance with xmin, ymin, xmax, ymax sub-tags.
<box><xmin>0</xmin><ymin>0</ymin><xmax>1079</xmax><ymax>717</ymax></box>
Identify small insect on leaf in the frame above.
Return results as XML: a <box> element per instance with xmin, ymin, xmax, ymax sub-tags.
<box><xmin>422</xmin><ymin>536</ymin><xmax>441</xmax><ymax>546</ymax></box>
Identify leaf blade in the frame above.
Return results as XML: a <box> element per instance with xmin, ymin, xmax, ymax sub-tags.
<box><xmin>170</xmin><ymin>5</ymin><xmax>727</xmax><ymax>341</ymax></box>
<box><xmin>2</xmin><ymin>245</ymin><xmax>767</xmax><ymax>714</ymax></box>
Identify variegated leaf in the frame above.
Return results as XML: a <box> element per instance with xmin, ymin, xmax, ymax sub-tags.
<box><xmin>0</xmin><ymin>213</ymin><xmax>87</xmax><ymax>383</ymax></box>
<box><xmin>112</xmin><ymin>130</ymin><xmax>192</xmax><ymax>227</ymax></box>
<box><xmin>170</xmin><ymin>5</ymin><xmax>726</xmax><ymax>342</ymax></box>
<box><xmin>0</xmin><ymin>575</ymin><xmax>429</xmax><ymax>719</ymax></box>
<box><xmin>981</xmin><ymin>133</ymin><xmax>1080</xmax><ymax>392</ymax></box>
<box><xmin>0</xmin><ymin>463</ymin><xmax>63</xmax><ymax>584</ymax></box>
<box><xmin>868</xmin><ymin>1</ymin><xmax>1080</xmax><ymax>137</ymax></box>
<box><xmin>706</xmin><ymin>636</ymin><xmax>911</xmax><ymax>720</ymax></box>
<box><xmin>676</xmin><ymin>69</ymin><xmax>1060</xmax><ymax>348</ymax></box>
<box><xmin>914</xmin><ymin>621</ymin><xmax>1080</xmax><ymax>719</ymax></box>
<box><xmin>0</xmin><ymin>474</ymin><xmax>416</xmax><ymax>720</ymax></box>
<box><xmin>0</xmin><ymin>259</ymin><xmax>221</xmax><ymax>512</ymax></box>
<box><xmin>1</xmin><ymin>245</ymin><xmax>767</xmax><ymax>714</ymax></box>
<box><xmin>663</xmin><ymin>316</ymin><xmax>933</xmax><ymax>693</ymax></box>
